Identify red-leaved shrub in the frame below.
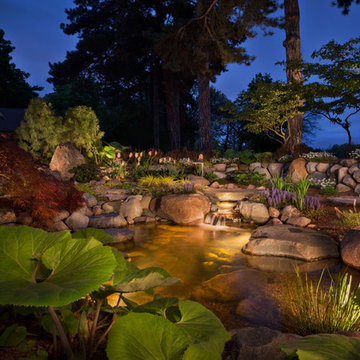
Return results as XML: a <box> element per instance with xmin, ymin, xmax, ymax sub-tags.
<box><xmin>0</xmin><ymin>138</ymin><xmax>84</xmax><ymax>228</ymax></box>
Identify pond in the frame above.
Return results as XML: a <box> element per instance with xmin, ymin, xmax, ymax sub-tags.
<box><xmin>115</xmin><ymin>223</ymin><xmax>358</xmax><ymax>330</ymax></box>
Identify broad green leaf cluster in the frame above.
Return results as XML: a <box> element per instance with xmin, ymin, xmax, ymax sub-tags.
<box><xmin>0</xmin><ymin>226</ymin><xmax>230</xmax><ymax>359</ymax></box>
<box><xmin>281</xmin><ymin>334</ymin><xmax>360</xmax><ymax>360</ymax></box>
<box><xmin>107</xmin><ymin>300</ymin><xmax>230</xmax><ymax>360</ymax></box>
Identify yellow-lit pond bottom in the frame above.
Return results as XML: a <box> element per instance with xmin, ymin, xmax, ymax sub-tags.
<box><xmin>110</xmin><ymin>223</ymin><xmax>353</xmax><ymax>330</ymax></box>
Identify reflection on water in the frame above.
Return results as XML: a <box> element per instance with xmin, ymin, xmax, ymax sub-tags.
<box><xmin>117</xmin><ymin>223</ymin><xmax>357</xmax><ymax>330</ymax></box>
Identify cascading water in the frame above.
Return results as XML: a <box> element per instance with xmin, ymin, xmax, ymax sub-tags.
<box><xmin>204</xmin><ymin>201</ymin><xmax>237</xmax><ymax>226</ymax></box>
<box><xmin>204</xmin><ymin>213</ymin><xmax>226</xmax><ymax>226</ymax></box>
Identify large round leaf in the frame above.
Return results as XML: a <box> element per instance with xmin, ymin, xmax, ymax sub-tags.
<box><xmin>72</xmin><ymin>228</ymin><xmax>115</xmax><ymax>244</ymax></box>
<box><xmin>106</xmin><ymin>312</ymin><xmax>188</xmax><ymax>360</ymax></box>
<box><xmin>113</xmin><ymin>266</ymin><xmax>179</xmax><ymax>293</ymax></box>
<box><xmin>0</xmin><ymin>226</ymin><xmax>116</xmax><ymax>306</ymax></box>
<box><xmin>281</xmin><ymin>334</ymin><xmax>360</xmax><ymax>360</ymax></box>
<box><xmin>176</xmin><ymin>300</ymin><xmax>230</xmax><ymax>356</ymax></box>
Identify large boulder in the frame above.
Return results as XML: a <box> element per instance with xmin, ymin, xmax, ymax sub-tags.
<box><xmin>238</xmin><ymin>201</ymin><xmax>270</xmax><ymax>224</ymax></box>
<box><xmin>65</xmin><ymin>211</ymin><xmax>89</xmax><ymax>231</ymax></box>
<box><xmin>102</xmin><ymin>200</ymin><xmax>123</xmax><ymax>213</ymax></box>
<box><xmin>267</xmin><ymin>163</ymin><xmax>284</xmax><ymax>178</ymax></box>
<box><xmin>213</xmin><ymin>163</ymin><xmax>227</xmax><ymax>172</ymax></box>
<box><xmin>88</xmin><ymin>213</ymin><xmax>127</xmax><ymax>228</ymax></box>
<box><xmin>187</xmin><ymin>175</ymin><xmax>210</xmax><ymax>187</ymax></box>
<box><xmin>342</xmin><ymin>175</ymin><xmax>356</xmax><ymax>189</ymax></box>
<box><xmin>308</xmin><ymin>172</ymin><xmax>327</xmax><ymax>182</ymax></box>
<box><xmin>83</xmin><ymin>193</ymin><xmax>97</xmax><ymax>208</ymax></box>
<box><xmin>243</xmin><ymin>225</ymin><xmax>339</xmax><ymax>261</ymax></box>
<box><xmin>287</xmin><ymin>158</ymin><xmax>308</xmax><ymax>183</ymax></box>
<box><xmin>230</xmin><ymin>327</ymin><xmax>300</xmax><ymax>360</ymax></box>
<box><xmin>150</xmin><ymin>194</ymin><xmax>210</xmax><ymax>225</ymax></box>
<box><xmin>49</xmin><ymin>142</ymin><xmax>85</xmax><ymax>180</ymax></box>
<box><xmin>338</xmin><ymin>167</ymin><xmax>348</xmax><ymax>183</ymax></box>
<box><xmin>120</xmin><ymin>196</ymin><xmax>143</xmax><ymax>222</ymax></box>
<box><xmin>316</xmin><ymin>162</ymin><xmax>330</xmax><ymax>173</ymax></box>
<box><xmin>280</xmin><ymin>205</ymin><xmax>301</xmax><ymax>222</ymax></box>
<box><xmin>305</xmin><ymin>162</ymin><xmax>318</xmax><ymax>174</ymax></box>
<box><xmin>253</xmin><ymin>167</ymin><xmax>271</xmax><ymax>180</ymax></box>
<box><xmin>341</xmin><ymin>230</ymin><xmax>360</xmax><ymax>269</ymax></box>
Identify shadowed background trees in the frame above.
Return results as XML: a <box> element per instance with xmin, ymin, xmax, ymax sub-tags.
<box><xmin>47</xmin><ymin>0</ymin><xmax>281</xmax><ymax>152</ymax></box>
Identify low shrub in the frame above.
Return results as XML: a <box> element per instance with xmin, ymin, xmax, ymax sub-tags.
<box><xmin>234</xmin><ymin>172</ymin><xmax>266</xmax><ymax>186</ymax></box>
<box><xmin>71</xmin><ymin>163</ymin><xmax>102</xmax><ymax>183</ymax></box>
<box><xmin>334</xmin><ymin>203</ymin><xmax>360</xmax><ymax>230</ymax></box>
<box><xmin>319</xmin><ymin>185</ymin><xmax>337</xmax><ymax>196</ymax></box>
<box><xmin>204</xmin><ymin>172</ymin><xmax>218</xmax><ymax>183</ymax></box>
<box><xmin>282</xmin><ymin>268</ymin><xmax>360</xmax><ymax>336</ymax></box>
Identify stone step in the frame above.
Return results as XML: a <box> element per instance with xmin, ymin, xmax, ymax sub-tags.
<box><xmin>205</xmin><ymin>189</ymin><xmax>261</xmax><ymax>202</ymax></box>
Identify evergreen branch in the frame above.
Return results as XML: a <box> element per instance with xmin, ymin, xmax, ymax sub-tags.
<box><xmin>177</xmin><ymin>0</ymin><xmax>219</xmax><ymax>35</ymax></box>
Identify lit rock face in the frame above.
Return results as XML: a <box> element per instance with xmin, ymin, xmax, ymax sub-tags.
<box><xmin>65</xmin><ymin>211</ymin><xmax>89</xmax><ymax>231</ymax></box>
<box><xmin>238</xmin><ymin>201</ymin><xmax>270</xmax><ymax>225</ymax></box>
<box><xmin>287</xmin><ymin>158</ymin><xmax>308</xmax><ymax>183</ymax></box>
<box><xmin>120</xmin><ymin>196</ymin><xmax>143</xmax><ymax>222</ymax></box>
<box><xmin>150</xmin><ymin>194</ymin><xmax>211</xmax><ymax>225</ymax></box>
<box><xmin>341</xmin><ymin>230</ymin><xmax>360</xmax><ymax>269</ymax></box>
<box><xmin>49</xmin><ymin>142</ymin><xmax>85</xmax><ymax>180</ymax></box>
<box><xmin>243</xmin><ymin>225</ymin><xmax>339</xmax><ymax>261</ymax></box>
<box><xmin>88</xmin><ymin>213</ymin><xmax>127</xmax><ymax>228</ymax></box>
<box><xmin>0</xmin><ymin>209</ymin><xmax>16</xmax><ymax>225</ymax></box>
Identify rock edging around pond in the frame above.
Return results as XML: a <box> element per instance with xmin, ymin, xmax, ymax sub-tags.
<box><xmin>243</xmin><ymin>224</ymin><xmax>339</xmax><ymax>262</ymax></box>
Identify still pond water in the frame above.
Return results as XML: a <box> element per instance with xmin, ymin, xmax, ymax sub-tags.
<box><xmin>116</xmin><ymin>223</ymin><xmax>357</xmax><ymax>330</ymax></box>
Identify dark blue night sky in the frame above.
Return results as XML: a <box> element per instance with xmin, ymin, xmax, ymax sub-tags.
<box><xmin>1</xmin><ymin>0</ymin><xmax>360</xmax><ymax>148</ymax></box>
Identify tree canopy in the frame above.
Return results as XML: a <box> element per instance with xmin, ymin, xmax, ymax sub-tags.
<box><xmin>0</xmin><ymin>29</ymin><xmax>41</xmax><ymax>108</ymax></box>
<box><xmin>302</xmin><ymin>37</ymin><xmax>360</xmax><ymax>155</ymax></box>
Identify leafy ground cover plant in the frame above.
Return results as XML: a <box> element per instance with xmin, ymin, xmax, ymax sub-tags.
<box><xmin>234</xmin><ymin>172</ymin><xmax>266</xmax><ymax>186</ymax></box>
<box><xmin>319</xmin><ymin>185</ymin><xmax>337</xmax><ymax>196</ymax></box>
<box><xmin>204</xmin><ymin>171</ymin><xmax>218</xmax><ymax>183</ymax></box>
<box><xmin>0</xmin><ymin>139</ymin><xmax>84</xmax><ymax>227</ymax></box>
<box><xmin>282</xmin><ymin>268</ymin><xmax>360</xmax><ymax>336</ymax></box>
<box><xmin>71</xmin><ymin>163</ymin><xmax>102</xmax><ymax>182</ymax></box>
<box><xmin>0</xmin><ymin>226</ymin><xmax>229</xmax><ymax>359</ymax></box>
<box><xmin>301</xmin><ymin>151</ymin><xmax>337</xmax><ymax>162</ymax></box>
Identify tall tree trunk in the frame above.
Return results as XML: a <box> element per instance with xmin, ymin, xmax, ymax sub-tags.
<box><xmin>152</xmin><ymin>61</ymin><xmax>160</xmax><ymax>149</ymax></box>
<box><xmin>198</xmin><ymin>74</ymin><xmax>212</xmax><ymax>152</ymax></box>
<box><xmin>163</xmin><ymin>68</ymin><xmax>181</xmax><ymax>150</ymax></box>
<box><xmin>283</xmin><ymin>0</ymin><xmax>303</xmax><ymax>155</ymax></box>
<box><xmin>346</xmin><ymin>126</ymin><xmax>352</xmax><ymax>157</ymax></box>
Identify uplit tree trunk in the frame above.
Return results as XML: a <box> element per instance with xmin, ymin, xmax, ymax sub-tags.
<box><xmin>283</xmin><ymin>0</ymin><xmax>303</xmax><ymax>155</ymax></box>
<box><xmin>198</xmin><ymin>74</ymin><xmax>212</xmax><ymax>152</ymax></box>
<box><xmin>152</xmin><ymin>61</ymin><xmax>160</xmax><ymax>149</ymax></box>
<box><xmin>163</xmin><ymin>68</ymin><xmax>181</xmax><ymax>150</ymax></box>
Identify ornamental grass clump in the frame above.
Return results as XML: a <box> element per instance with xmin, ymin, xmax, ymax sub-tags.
<box><xmin>282</xmin><ymin>269</ymin><xmax>360</xmax><ymax>336</ymax></box>
<box><xmin>334</xmin><ymin>200</ymin><xmax>360</xmax><ymax>230</ymax></box>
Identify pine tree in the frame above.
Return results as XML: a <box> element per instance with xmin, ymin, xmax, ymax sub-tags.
<box><xmin>0</xmin><ymin>29</ymin><xmax>41</xmax><ymax>108</ymax></box>
<box><xmin>156</xmin><ymin>0</ymin><xmax>280</xmax><ymax>152</ymax></box>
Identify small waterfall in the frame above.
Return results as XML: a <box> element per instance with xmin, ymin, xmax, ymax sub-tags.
<box><xmin>204</xmin><ymin>213</ymin><xmax>226</xmax><ymax>226</ymax></box>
